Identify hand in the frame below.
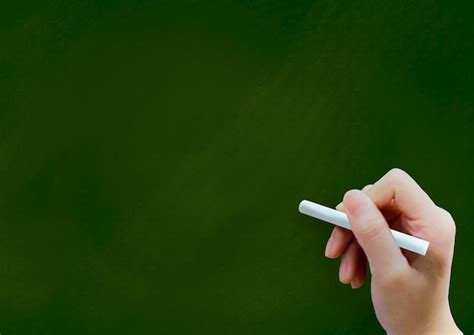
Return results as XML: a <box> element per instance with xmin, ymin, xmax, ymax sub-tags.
<box><xmin>325</xmin><ymin>168</ymin><xmax>461</xmax><ymax>334</ymax></box>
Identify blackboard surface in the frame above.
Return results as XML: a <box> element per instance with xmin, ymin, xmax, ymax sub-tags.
<box><xmin>1</xmin><ymin>1</ymin><xmax>473</xmax><ymax>333</ymax></box>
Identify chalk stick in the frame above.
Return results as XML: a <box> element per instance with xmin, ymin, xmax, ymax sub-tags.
<box><xmin>298</xmin><ymin>200</ymin><xmax>429</xmax><ymax>256</ymax></box>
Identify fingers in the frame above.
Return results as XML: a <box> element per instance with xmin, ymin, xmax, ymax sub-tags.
<box><xmin>364</xmin><ymin>168</ymin><xmax>435</xmax><ymax>220</ymax></box>
<box><xmin>327</xmin><ymin>169</ymin><xmax>455</xmax><ymax>285</ymax></box>
<box><xmin>338</xmin><ymin>183</ymin><xmax>400</xmax><ymax>221</ymax></box>
<box><xmin>339</xmin><ymin>240</ymin><xmax>362</xmax><ymax>284</ymax></box>
<box><xmin>363</xmin><ymin>169</ymin><xmax>456</xmax><ymax>271</ymax></box>
<box><xmin>361</xmin><ymin>184</ymin><xmax>373</xmax><ymax>193</ymax></box>
<box><xmin>343</xmin><ymin>190</ymin><xmax>409</xmax><ymax>278</ymax></box>
<box><xmin>325</xmin><ymin>226</ymin><xmax>353</xmax><ymax>258</ymax></box>
<box><xmin>335</xmin><ymin>183</ymin><xmax>373</xmax><ymax>212</ymax></box>
<box><xmin>326</xmin><ymin>182</ymin><xmax>401</xmax><ymax>285</ymax></box>
<box><xmin>326</xmin><ymin>185</ymin><xmax>367</xmax><ymax>287</ymax></box>
<box><xmin>351</xmin><ymin>252</ymin><xmax>367</xmax><ymax>289</ymax></box>
<box><xmin>337</xmin><ymin>239</ymin><xmax>367</xmax><ymax>288</ymax></box>
<box><xmin>325</xmin><ymin>184</ymin><xmax>369</xmax><ymax>260</ymax></box>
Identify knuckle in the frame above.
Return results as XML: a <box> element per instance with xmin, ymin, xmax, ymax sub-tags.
<box><xmin>361</xmin><ymin>184</ymin><xmax>373</xmax><ymax>192</ymax></box>
<box><xmin>437</xmin><ymin>207</ymin><xmax>456</xmax><ymax>237</ymax></box>
<box><xmin>386</xmin><ymin>168</ymin><xmax>409</xmax><ymax>184</ymax></box>
<box><xmin>344</xmin><ymin>189</ymin><xmax>359</xmax><ymax>200</ymax></box>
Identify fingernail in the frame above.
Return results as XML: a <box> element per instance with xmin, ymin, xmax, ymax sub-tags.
<box><xmin>325</xmin><ymin>238</ymin><xmax>333</xmax><ymax>257</ymax></box>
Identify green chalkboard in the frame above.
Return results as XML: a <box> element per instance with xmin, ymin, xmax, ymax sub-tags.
<box><xmin>1</xmin><ymin>1</ymin><xmax>473</xmax><ymax>333</ymax></box>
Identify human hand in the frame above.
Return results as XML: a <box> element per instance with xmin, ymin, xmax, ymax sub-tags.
<box><xmin>325</xmin><ymin>169</ymin><xmax>461</xmax><ymax>334</ymax></box>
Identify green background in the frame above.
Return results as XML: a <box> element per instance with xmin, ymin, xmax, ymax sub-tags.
<box><xmin>1</xmin><ymin>1</ymin><xmax>473</xmax><ymax>333</ymax></box>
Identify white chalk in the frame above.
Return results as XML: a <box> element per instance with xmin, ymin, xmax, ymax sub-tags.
<box><xmin>298</xmin><ymin>200</ymin><xmax>429</xmax><ymax>256</ymax></box>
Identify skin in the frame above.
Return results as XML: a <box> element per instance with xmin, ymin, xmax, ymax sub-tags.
<box><xmin>325</xmin><ymin>168</ymin><xmax>461</xmax><ymax>334</ymax></box>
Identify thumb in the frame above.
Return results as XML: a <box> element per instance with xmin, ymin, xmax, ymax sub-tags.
<box><xmin>343</xmin><ymin>190</ymin><xmax>408</xmax><ymax>277</ymax></box>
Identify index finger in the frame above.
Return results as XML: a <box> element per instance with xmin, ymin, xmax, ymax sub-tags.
<box><xmin>365</xmin><ymin>168</ymin><xmax>435</xmax><ymax>220</ymax></box>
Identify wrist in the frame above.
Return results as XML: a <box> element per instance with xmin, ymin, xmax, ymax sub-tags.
<box><xmin>407</xmin><ymin>310</ymin><xmax>461</xmax><ymax>335</ymax></box>
<box><xmin>388</xmin><ymin>304</ymin><xmax>461</xmax><ymax>335</ymax></box>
